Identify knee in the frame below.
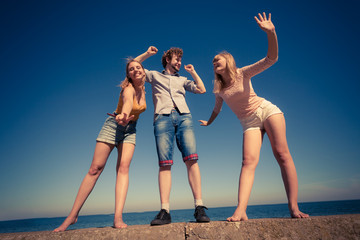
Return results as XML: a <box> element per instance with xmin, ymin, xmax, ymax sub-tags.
<box><xmin>88</xmin><ymin>164</ymin><xmax>104</xmax><ymax>176</ymax></box>
<box><xmin>242</xmin><ymin>155</ymin><xmax>259</xmax><ymax>170</ymax></box>
<box><xmin>273</xmin><ymin>147</ymin><xmax>292</xmax><ymax>165</ymax></box>
<box><xmin>117</xmin><ymin>163</ymin><xmax>130</xmax><ymax>175</ymax></box>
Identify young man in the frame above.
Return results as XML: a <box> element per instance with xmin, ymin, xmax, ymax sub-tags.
<box><xmin>135</xmin><ymin>46</ymin><xmax>210</xmax><ymax>225</ymax></box>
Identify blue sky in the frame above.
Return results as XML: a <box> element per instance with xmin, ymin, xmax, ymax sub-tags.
<box><xmin>1</xmin><ymin>0</ymin><xmax>359</xmax><ymax>221</ymax></box>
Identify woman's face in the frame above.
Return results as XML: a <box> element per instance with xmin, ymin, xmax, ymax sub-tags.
<box><xmin>127</xmin><ymin>61</ymin><xmax>145</xmax><ymax>84</ymax></box>
<box><xmin>213</xmin><ymin>55</ymin><xmax>227</xmax><ymax>74</ymax></box>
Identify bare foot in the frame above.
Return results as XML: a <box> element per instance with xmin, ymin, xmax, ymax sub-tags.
<box><xmin>290</xmin><ymin>209</ymin><xmax>309</xmax><ymax>218</ymax></box>
<box><xmin>53</xmin><ymin>216</ymin><xmax>78</xmax><ymax>232</ymax></box>
<box><xmin>113</xmin><ymin>219</ymin><xmax>128</xmax><ymax>229</ymax></box>
<box><xmin>227</xmin><ymin>208</ymin><xmax>248</xmax><ymax>222</ymax></box>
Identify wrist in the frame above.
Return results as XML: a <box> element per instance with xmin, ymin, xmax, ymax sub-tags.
<box><xmin>266</xmin><ymin>28</ymin><xmax>276</xmax><ymax>35</ymax></box>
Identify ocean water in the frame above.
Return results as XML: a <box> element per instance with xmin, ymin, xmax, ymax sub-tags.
<box><xmin>0</xmin><ymin>199</ymin><xmax>359</xmax><ymax>233</ymax></box>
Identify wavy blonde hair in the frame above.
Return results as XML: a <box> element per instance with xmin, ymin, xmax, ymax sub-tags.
<box><xmin>119</xmin><ymin>59</ymin><xmax>145</xmax><ymax>92</ymax></box>
<box><xmin>213</xmin><ymin>51</ymin><xmax>238</xmax><ymax>93</ymax></box>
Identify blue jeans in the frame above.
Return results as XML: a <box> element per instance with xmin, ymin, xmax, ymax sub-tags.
<box><xmin>154</xmin><ymin>108</ymin><xmax>198</xmax><ymax>167</ymax></box>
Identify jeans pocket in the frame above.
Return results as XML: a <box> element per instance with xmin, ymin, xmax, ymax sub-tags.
<box><xmin>154</xmin><ymin>114</ymin><xmax>162</xmax><ymax>124</ymax></box>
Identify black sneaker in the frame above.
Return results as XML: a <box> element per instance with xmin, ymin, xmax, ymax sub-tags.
<box><xmin>194</xmin><ymin>206</ymin><xmax>210</xmax><ymax>223</ymax></box>
<box><xmin>150</xmin><ymin>209</ymin><xmax>171</xmax><ymax>226</ymax></box>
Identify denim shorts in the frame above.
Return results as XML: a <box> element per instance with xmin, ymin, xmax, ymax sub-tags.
<box><xmin>154</xmin><ymin>108</ymin><xmax>198</xmax><ymax>167</ymax></box>
<box><xmin>96</xmin><ymin>116</ymin><xmax>137</xmax><ymax>146</ymax></box>
<box><xmin>240</xmin><ymin>100</ymin><xmax>283</xmax><ymax>132</ymax></box>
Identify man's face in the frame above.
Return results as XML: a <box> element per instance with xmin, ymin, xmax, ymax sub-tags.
<box><xmin>167</xmin><ymin>54</ymin><xmax>182</xmax><ymax>72</ymax></box>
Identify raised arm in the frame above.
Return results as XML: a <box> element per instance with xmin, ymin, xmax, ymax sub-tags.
<box><xmin>184</xmin><ymin>64</ymin><xmax>206</xmax><ymax>94</ymax></box>
<box><xmin>115</xmin><ymin>86</ymin><xmax>135</xmax><ymax>126</ymax></box>
<box><xmin>134</xmin><ymin>46</ymin><xmax>158</xmax><ymax>63</ymax></box>
<box><xmin>254</xmin><ymin>12</ymin><xmax>278</xmax><ymax>60</ymax></box>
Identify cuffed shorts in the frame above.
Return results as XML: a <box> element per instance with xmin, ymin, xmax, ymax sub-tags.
<box><xmin>96</xmin><ymin>116</ymin><xmax>137</xmax><ymax>146</ymax></box>
<box><xmin>154</xmin><ymin>108</ymin><xmax>198</xmax><ymax>167</ymax></box>
<box><xmin>240</xmin><ymin>100</ymin><xmax>283</xmax><ymax>132</ymax></box>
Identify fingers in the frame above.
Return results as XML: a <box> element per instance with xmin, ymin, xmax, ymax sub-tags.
<box><xmin>184</xmin><ymin>64</ymin><xmax>194</xmax><ymax>71</ymax></box>
<box><xmin>255</xmin><ymin>12</ymin><xmax>271</xmax><ymax>23</ymax></box>
<box><xmin>148</xmin><ymin>46</ymin><xmax>158</xmax><ymax>55</ymax></box>
<box><xmin>116</xmin><ymin>113</ymin><xmax>135</xmax><ymax>126</ymax></box>
<box><xmin>258</xmin><ymin>12</ymin><xmax>264</xmax><ymax>21</ymax></box>
<box><xmin>151</xmin><ymin>46</ymin><xmax>158</xmax><ymax>53</ymax></box>
<box><xmin>262</xmin><ymin>12</ymin><xmax>267</xmax><ymax>21</ymax></box>
<box><xmin>198</xmin><ymin>120</ymin><xmax>208</xmax><ymax>126</ymax></box>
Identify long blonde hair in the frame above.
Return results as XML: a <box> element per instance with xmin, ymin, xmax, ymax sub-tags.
<box><xmin>119</xmin><ymin>59</ymin><xmax>145</xmax><ymax>92</ymax></box>
<box><xmin>213</xmin><ymin>51</ymin><xmax>238</xmax><ymax>93</ymax></box>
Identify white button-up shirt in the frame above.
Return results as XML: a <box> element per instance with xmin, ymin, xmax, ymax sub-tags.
<box><xmin>145</xmin><ymin>69</ymin><xmax>198</xmax><ymax>114</ymax></box>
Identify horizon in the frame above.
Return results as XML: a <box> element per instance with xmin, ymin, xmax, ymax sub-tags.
<box><xmin>2</xmin><ymin>198</ymin><xmax>360</xmax><ymax>222</ymax></box>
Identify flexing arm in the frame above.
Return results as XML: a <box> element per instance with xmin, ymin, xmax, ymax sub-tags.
<box><xmin>184</xmin><ymin>64</ymin><xmax>206</xmax><ymax>94</ymax></box>
<box><xmin>134</xmin><ymin>46</ymin><xmax>158</xmax><ymax>63</ymax></box>
<box><xmin>254</xmin><ymin>12</ymin><xmax>278</xmax><ymax>60</ymax></box>
<box><xmin>115</xmin><ymin>86</ymin><xmax>135</xmax><ymax>126</ymax></box>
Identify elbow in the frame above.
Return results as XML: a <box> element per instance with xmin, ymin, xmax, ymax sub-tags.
<box><xmin>268</xmin><ymin>55</ymin><xmax>278</xmax><ymax>62</ymax></box>
<box><xmin>198</xmin><ymin>87</ymin><xmax>206</xmax><ymax>94</ymax></box>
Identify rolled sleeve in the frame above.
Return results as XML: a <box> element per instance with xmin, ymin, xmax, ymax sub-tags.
<box><xmin>184</xmin><ymin>79</ymin><xmax>198</xmax><ymax>93</ymax></box>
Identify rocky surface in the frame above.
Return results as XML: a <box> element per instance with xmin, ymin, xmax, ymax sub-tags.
<box><xmin>1</xmin><ymin>214</ymin><xmax>359</xmax><ymax>240</ymax></box>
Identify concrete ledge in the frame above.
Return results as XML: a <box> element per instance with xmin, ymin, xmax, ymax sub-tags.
<box><xmin>1</xmin><ymin>214</ymin><xmax>359</xmax><ymax>240</ymax></box>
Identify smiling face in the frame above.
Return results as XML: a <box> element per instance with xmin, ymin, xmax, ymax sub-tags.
<box><xmin>167</xmin><ymin>53</ymin><xmax>182</xmax><ymax>73</ymax></box>
<box><xmin>127</xmin><ymin>61</ymin><xmax>145</xmax><ymax>86</ymax></box>
<box><xmin>213</xmin><ymin>55</ymin><xmax>227</xmax><ymax>75</ymax></box>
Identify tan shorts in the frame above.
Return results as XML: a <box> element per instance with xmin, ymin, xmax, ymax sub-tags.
<box><xmin>240</xmin><ymin>100</ymin><xmax>283</xmax><ymax>132</ymax></box>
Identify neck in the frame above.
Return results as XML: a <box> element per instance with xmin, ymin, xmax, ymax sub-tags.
<box><xmin>220</xmin><ymin>72</ymin><xmax>232</xmax><ymax>84</ymax></box>
<box><xmin>133</xmin><ymin>83</ymin><xmax>143</xmax><ymax>92</ymax></box>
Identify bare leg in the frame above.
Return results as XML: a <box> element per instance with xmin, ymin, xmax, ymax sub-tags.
<box><xmin>159</xmin><ymin>166</ymin><xmax>172</xmax><ymax>206</ymax></box>
<box><xmin>113</xmin><ymin>143</ymin><xmax>135</xmax><ymax>229</ymax></box>
<box><xmin>227</xmin><ymin>129</ymin><xmax>263</xmax><ymax>222</ymax></box>
<box><xmin>54</xmin><ymin>142</ymin><xmax>114</xmax><ymax>232</ymax></box>
<box><xmin>264</xmin><ymin>114</ymin><xmax>309</xmax><ymax>218</ymax></box>
<box><xmin>185</xmin><ymin>161</ymin><xmax>202</xmax><ymax>200</ymax></box>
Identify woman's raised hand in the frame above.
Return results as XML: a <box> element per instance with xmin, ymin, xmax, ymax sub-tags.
<box><xmin>146</xmin><ymin>46</ymin><xmax>158</xmax><ymax>56</ymax></box>
<box><xmin>254</xmin><ymin>12</ymin><xmax>275</xmax><ymax>33</ymax></box>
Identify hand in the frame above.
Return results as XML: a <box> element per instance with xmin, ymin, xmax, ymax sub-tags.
<box><xmin>146</xmin><ymin>46</ymin><xmax>158</xmax><ymax>56</ymax></box>
<box><xmin>254</xmin><ymin>12</ymin><xmax>275</xmax><ymax>33</ymax></box>
<box><xmin>116</xmin><ymin>113</ymin><xmax>135</xmax><ymax>126</ymax></box>
<box><xmin>184</xmin><ymin>64</ymin><xmax>195</xmax><ymax>73</ymax></box>
<box><xmin>198</xmin><ymin>120</ymin><xmax>209</xmax><ymax>126</ymax></box>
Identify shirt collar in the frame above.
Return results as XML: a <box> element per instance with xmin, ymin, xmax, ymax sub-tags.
<box><xmin>162</xmin><ymin>70</ymin><xmax>180</xmax><ymax>77</ymax></box>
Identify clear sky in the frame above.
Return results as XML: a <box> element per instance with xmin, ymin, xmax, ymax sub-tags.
<box><xmin>1</xmin><ymin>0</ymin><xmax>360</xmax><ymax>221</ymax></box>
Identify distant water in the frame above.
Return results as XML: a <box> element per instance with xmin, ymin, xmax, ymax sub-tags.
<box><xmin>1</xmin><ymin>199</ymin><xmax>359</xmax><ymax>233</ymax></box>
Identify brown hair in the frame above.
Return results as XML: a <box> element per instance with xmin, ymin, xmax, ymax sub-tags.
<box><xmin>161</xmin><ymin>47</ymin><xmax>183</xmax><ymax>68</ymax></box>
<box><xmin>213</xmin><ymin>51</ymin><xmax>238</xmax><ymax>93</ymax></box>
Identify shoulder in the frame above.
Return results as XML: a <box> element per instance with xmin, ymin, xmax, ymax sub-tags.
<box><xmin>145</xmin><ymin>69</ymin><xmax>160</xmax><ymax>74</ymax></box>
<box><xmin>122</xmin><ymin>84</ymin><xmax>135</xmax><ymax>97</ymax></box>
<box><xmin>236</xmin><ymin>67</ymin><xmax>243</xmax><ymax>74</ymax></box>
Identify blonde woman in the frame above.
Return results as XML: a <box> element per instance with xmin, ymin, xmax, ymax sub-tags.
<box><xmin>54</xmin><ymin>59</ymin><xmax>146</xmax><ymax>231</ymax></box>
<box><xmin>199</xmin><ymin>13</ymin><xmax>309</xmax><ymax>221</ymax></box>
